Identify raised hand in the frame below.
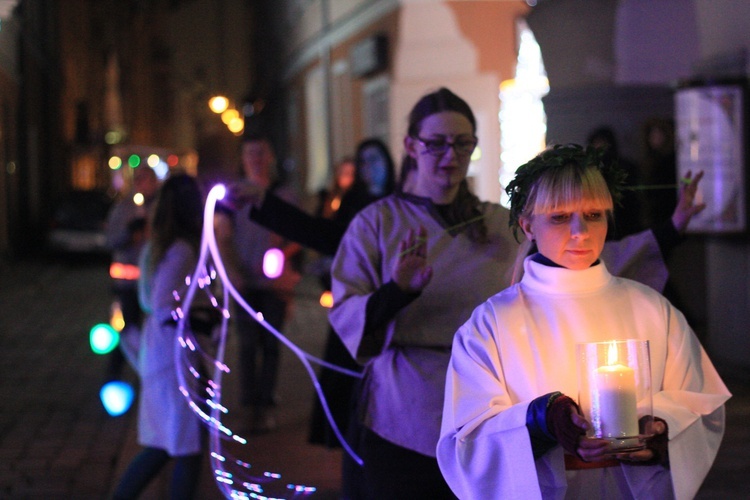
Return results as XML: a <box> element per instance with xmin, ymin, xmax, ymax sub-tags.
<box><xmin>672</xmin><ymin>170</ymin><xmax>706</xmax><ymax>232</ymax></box>
<box><xmin>393</xmin><ymin>226</ymin><xmax>433</xmax><ymax>293</ymax></box>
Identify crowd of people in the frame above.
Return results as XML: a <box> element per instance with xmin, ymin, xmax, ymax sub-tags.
<box><xmin>105</xmin><ymin>86</ymin><xmax>729</xmax><ymax>499</ymax></box>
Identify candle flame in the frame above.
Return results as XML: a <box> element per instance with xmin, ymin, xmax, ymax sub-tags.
<box><xmin>607</xmin><ymin>341</ymin><xmax>619</xmax><ymax>366</ymax></box>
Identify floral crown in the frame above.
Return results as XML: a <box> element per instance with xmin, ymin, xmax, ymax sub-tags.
<box><xmin>505</xmin><ymin>144</ymin><xmax>627</xmax><ymax>237</ymax></box>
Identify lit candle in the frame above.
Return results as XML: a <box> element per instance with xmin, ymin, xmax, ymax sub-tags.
<box><xmin>591</xmin><ymin>341</ymin><xmax>639</xmax><ymax>439</ymax></box>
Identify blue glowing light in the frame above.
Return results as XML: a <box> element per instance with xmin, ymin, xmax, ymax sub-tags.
<box><xmin>100</xmin><ymin>381</ymin><xmax>135</xmax><ymax>416</ymax></box>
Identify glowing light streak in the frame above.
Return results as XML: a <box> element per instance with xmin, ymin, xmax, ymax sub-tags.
<box><xmin>206</xmin><ymin>399</ymin><xmax>229</xmax><ymax>413</ymax></box>
<box><xmin>287</xmin><ymin>484</ymin><xmax>317</xmax><ymax>493</ymax></box>
<box><xmin>172</xmin><ymin>183</ymin><xmax>364</xmax><ymax>498</ymax></box>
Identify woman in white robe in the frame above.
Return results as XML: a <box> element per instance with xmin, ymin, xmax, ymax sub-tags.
<box><xmin>436</xmin><ymin>145</ymin><xmax>731</xmax><ymax>500</ymax></box>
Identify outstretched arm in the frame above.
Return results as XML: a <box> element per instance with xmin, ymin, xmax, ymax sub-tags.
<box><xmin>226</xmin><ymin>180</ymin><xmax>347</xmax><ymax>255</ymax></box>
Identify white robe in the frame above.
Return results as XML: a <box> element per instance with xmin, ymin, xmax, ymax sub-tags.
<box><xmin>437</xmin><ymin>257</ymin><xmax>730</xmax><ymax>500</ymax></box>
<box><xmin>137</xmin><ymin>240</ymin><xmax>204</xmax><ymax>456</ymax></box>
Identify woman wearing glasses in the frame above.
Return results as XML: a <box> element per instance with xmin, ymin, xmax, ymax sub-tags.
<box><xmin>329</xmin><ymin>88</ymin><xmax>517</xmax><ymax>498</ymax></box>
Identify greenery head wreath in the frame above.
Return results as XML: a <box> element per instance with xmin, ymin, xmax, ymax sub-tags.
<box><xmin>505</xmin><ymin>143</ymin><xmax>628</xmax><ymax>239</ymax></box>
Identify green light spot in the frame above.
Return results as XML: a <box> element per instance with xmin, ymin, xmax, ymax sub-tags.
<box><xmin>90</xmin><ymin>323</ymin><xmax>120</xmax><ymax>355</ymax></box>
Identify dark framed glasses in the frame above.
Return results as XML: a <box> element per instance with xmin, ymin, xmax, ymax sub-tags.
<box><xmin>415</xmin><ymin>136</ymin><xmax>478</xmax><ymax>157</ymax></box>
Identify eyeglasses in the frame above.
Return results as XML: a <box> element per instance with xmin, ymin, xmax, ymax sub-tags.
<box><xmin>415</xmin><ymin>136</ymin><xmax>478</xmax><ymax>157</ymax></box>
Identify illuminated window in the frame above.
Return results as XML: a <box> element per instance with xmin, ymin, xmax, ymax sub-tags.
<box><xmin>498</xmin><ymin>18</ymin><xmax>549</xmax><ymax>207</ymax></box>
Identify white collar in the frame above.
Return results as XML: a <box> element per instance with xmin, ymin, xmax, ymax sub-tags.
<box><xmin>521</xmin><ymin>254</ymin><xmax>612</xmax><ymax>295</ymax></box>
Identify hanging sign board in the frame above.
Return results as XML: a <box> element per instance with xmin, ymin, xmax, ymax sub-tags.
<box><xmin>675</xmin><ymin>80</ymin><xmax>747</xmax><ymax>233</ymax></box>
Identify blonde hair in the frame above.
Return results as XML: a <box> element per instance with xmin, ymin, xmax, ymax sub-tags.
<box><xmin>510</xmin><ymin>164</ymin><xmax>614</xmax><ymax>284</ymax></box>
<box><xmin>520</xmin><ymin>163</ymin><xmax>614</xmax><ymax>221</ymax></box>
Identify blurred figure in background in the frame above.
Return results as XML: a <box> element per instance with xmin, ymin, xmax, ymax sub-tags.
<box><xmin>113</xmin><ymin>173</ymin><xmax>207</xmax><ymax>499</ymax></box>
<box><xmin>317</xmin><ymin>157</ymin><xmax>357</xmax><ymax>220</ymax></box>
<box><xmin>587</xmin><ymin>126</ymin><xmax>647</xmax><ymax>238</ymax></box>
<box><xmin>226</xmin><ymin>137</ymin><xmax>397</xmax><ymax>497</ymax></box>
<box><xmin>642</xmin><ymin>118</ymin><xmax>678</xmax><ymax>226</ymax></box>
<box><xmin>214</xmin><ymin>132</ymin><xmax>302</xmax><ymax>434</ymax></box>
<box><xmin>105</xmin><ymin>165</ymin><xmax>160</xmax><ymax>378</ymax></box>
<box><xmin>358</xmin><ymin>138</ymin><xmax>396</xmax><ymax>199</ymax></box>
<box><xmin>306</xmin><ymin>141</ymin><xmax>396</xmax><ymax>453</ymax></box>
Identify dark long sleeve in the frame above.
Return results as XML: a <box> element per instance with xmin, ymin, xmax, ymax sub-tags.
<box><xmin>249</xmin><ymin>191</ymin><xmax>347</xmax><ymax>256</ymax></box>
<box><xmin>356</xmin><ymin>281</ymin><xmax>420</xmax><ymax>358</ymax></box>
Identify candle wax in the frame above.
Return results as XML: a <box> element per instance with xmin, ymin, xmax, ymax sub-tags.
<box><xmin>592</xmin><ymin>364</ymin><xmax>639</xmax><ymax>439</ymax></box>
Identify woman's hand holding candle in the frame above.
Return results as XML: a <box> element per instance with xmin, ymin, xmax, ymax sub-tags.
<box><xmin>614</xmin><ymin>417</ymin><xmax>669</xmax><ymax>465</ymax></box>
<box><xmin>546</xmin><ymin>394</ymin><xmax>608</xmax><ymax>459</ymax></box>
<box><xmin>546</xmin><ymin>393</ymin><xmax>622</xmax><ymax>462</ymax></box>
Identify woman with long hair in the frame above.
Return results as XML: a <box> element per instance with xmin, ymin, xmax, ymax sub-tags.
<box><xmin>113</xmin><ymin>174</ymin><xmax>207</xmax><ymax>499</ymax></box>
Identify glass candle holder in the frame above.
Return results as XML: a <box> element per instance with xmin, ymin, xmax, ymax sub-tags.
<box><xmin>577</xmin><ymin>339</ymin><xmax>653</xmax><ymax>451</ymax></box>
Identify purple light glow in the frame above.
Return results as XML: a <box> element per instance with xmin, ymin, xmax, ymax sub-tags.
<box><xmin>262</xmin><ymin>248</ymin><xmax>284</xmax><ymax>279</ymax></box>
<box><xmin>169</xmin><ymin>182</ymin><xmax>364</xmax><ymax>498</ymax></box>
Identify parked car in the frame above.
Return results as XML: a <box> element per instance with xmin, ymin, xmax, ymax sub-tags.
<box><xmin>47</xmin><ymin>189</ymin><xmax>114</xmax><ymax>255</ymax></box>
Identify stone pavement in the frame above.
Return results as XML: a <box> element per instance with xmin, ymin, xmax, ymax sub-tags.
<box><xmin>0</xmin><ymin>255</ymin><xmax>748</xmax><ymax>499</ymax></box>
<box><xmin>0</xmin><ymin>256</ymin><xmax>342</xmax><ymax>499</ymax></box>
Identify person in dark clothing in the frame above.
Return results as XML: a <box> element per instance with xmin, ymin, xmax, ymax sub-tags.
<box><xmin>587</xmin><ymin>126</ymin><xmax>648</xmax><ymax>238</ymax></box>
<box><xmin>642</xmin><ymin>118</ymin><xmax>678</xmax><ymax>226</ymax></box>
<box><xmin>226</xmin><ymin>138</ymin><xmax>397</xmax><ymax>499</ymax></box>
<box><xmin>215</xmin><ymin>133</ymin><xmax>302</xmax><ymax>435</ymax></box>
<box><xmin>238</xmin><ymin>138</ymin><xmax>395</xmax><ymax>255</ymax></box>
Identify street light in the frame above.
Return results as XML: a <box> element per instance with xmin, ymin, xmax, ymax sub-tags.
<box><xmin>208</xmin><ymin>95</ymin><xmax>229</xmax><ymax>114</ymax></box>
<box><xmin>221</xmin><ymin>108</ymin><xmax>239</xmax><ymax>125</ymax></box>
